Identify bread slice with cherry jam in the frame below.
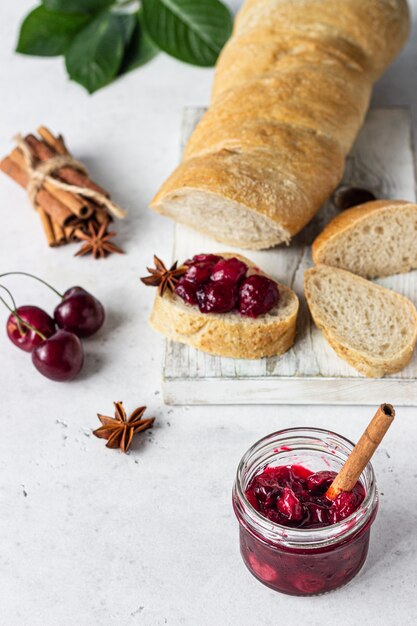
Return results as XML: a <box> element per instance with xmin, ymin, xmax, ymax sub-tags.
<box><xmin>148</xmin><ymin>253</ymin><xmax>299</xmax><ymax>359</ymax></box>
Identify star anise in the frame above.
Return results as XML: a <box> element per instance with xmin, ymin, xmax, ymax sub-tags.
<box><xmin>140</xmin><ymin>255</ymin><xmax>187</xmax><ymax>296</ymax></box>
<box><xmin>75</xmin><ymin>221</ymin><xmax>124</xmax><ymax>259</ymax></box>
<box><xmin>93</xmin><ymin>402</ymin><xmax>155</xmax><ymax>453</ymax></box>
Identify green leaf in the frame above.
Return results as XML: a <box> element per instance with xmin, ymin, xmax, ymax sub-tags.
<box><xmin>119</xmin><ymin>11</ymin><xmax>159</xmax><ymax>74</ymax></box>
<box><xmin>115</xmin><ymin>12</ymin><xmax>136</xmax><ymax>45</ymax></box>
<box><xmin>43</xmin><ymin>0</ymin><xmax>114</xmax><ymax>14</ymax></box>
<box><xmin>16</xmin><ymin>6</ymin><xmax>90</xmax><ymax>57</ymax></box>
<box><xmin>65</xmin><ymin>10</ymin><xmax>125</xmax><ymax>93</ymax></box>
<box><xmin>142</xmin><ymin>0</ymin><xmax>233</xmax><ymax>67</ymax></box>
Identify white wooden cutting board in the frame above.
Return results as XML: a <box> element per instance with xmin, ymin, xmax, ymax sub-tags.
<box><xmin>161</xmin><ymin>107</ymin><xmax>417</xmax><ymax>405</ymax></box>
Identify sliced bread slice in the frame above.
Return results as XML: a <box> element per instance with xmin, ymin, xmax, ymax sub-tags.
<box><xmin>149</xmin><ymin>254</ymin><xmax>299</xmax><ymax>359</ymax></box>
<box><xmin>312</xmin><ymin>200</ymin><xmax>417</xmax><ymax>278</ymax></box>
<box><xmin>304</xmin><ymin>264</ymin><xmax>417</xmax><ymax>377</ymax></box>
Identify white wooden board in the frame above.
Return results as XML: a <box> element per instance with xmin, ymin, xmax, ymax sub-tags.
<box><xmin>162</xmin><ymin>107</ymin><xmax>417</xmax><ymax>405</ymax></box>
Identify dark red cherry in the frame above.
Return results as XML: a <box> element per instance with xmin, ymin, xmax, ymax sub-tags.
<box><xmin>329</xmin><ymin>491</ymin><xmax>361</xmax><ymax>524</ymax></box>
<box><xmin>175</xmin><ymin>278</ymin><xmax>198</xmax><ymax>305</ymax></box>
<box><xmin>6</xmin><ymin>306</ymin><xmax>56</xmax><ymax>352</ymax></box>
<box><xmin>306</xmin><ymin>471</ymin><xmax>337</xmax><ymax>494</ymax></box>
<box><xmin>196</xmin><ymin>281</ymin><xmax>237</xmax><ymax>313</ymax></box>
<box><xmin>277</xmin><ymin>487</ymin><xmax>304</xmax><ymax>521</ymax></box>
<box><xmin>54</xmin><ymin>287</ymin><xmax>105</xmax><ymax>338</ymax></box>
<box><xmin>183</xmin><ymin>262</ymin><xmax>214</xmax><ymax>285</ymax></box>
<box><xmin>292</xmin><ymin>574</ymin><xmax>325</xmax><ymax>595</ymax></box>
<box><xmin>238</xmin><ymin>275</ymin><xmax>279</xmax><ymax>318</ymax></box>
<box><xmin>306</xmin><ymin>502</ymin><xmax>330</xmax><ymax>525</ymax></box>
<box><xmin>210</xmin><ymin>257</ymin><xmax>247</xmax><ymax>283</ymax></box>
<box><xmin>32</xmin><ymin>330</ymin><xmax>84</xmax><ymax>381</ymax></box>
<box><xmin>192</xmin><ymin>254</ymin><xmax>222</xmax><ymax>264</ymax></box>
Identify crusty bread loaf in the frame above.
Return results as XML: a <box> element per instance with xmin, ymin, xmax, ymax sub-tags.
<box><xmin>149</xmin><ymin>254</ymin><xmax>299</xmax><ymax>359</ymax></box>
<box><xmin>312</xmin><ymin>200</ymin><xmax>417</xmax><ymax>278</ymax></box>
<box><xmin>304</xmin><ymin>265</ymin><xmax>417</xmax><ymax>377</ymax></box>
<box><xmin>151</xmin><ymin>0</ymin><xmax>410</xmax><ymax>249</ymax></box>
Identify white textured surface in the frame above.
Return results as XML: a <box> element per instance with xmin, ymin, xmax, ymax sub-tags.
<box><xmin>0</xmin><ymin>1</ymin><xmax>417</xmax><ymax>625</ymax></box>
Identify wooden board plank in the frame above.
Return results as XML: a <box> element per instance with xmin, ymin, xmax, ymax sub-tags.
<box><xmin>162</xmin><ymin>107</ymin><xmax>417</xmax><ymax>405</ymax></box>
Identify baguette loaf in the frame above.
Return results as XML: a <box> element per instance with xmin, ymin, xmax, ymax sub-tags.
<box><xmin>149</xmin><ymin>254</ymin><xmax>299</xmax><ymax>359</ymax></box>
<box><xmin>304</xmin><ymin>265</ymin><xmax>417</xmax><ymax>377</ymax></box>
<box><xmin>151</xmin><ymin>0</ymin><xmax>410</xmax><ymax>249</ymax></box>
<box><xmin>312</xmin><ymin>200</ymin><xmax>417</xmax><ymax>278</ymax></box>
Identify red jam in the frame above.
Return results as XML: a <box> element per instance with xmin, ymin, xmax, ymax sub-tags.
<box><xmin>245</xmin><ymin>465</ymin><xmax>365</xmax><ymax>528</ymax></box>
<box><xmin>175</xmin><ymin>254</ymin><xmax>279</xmax><ymax>317</ymax></box>
<box><xmin>234</xmin><ymin>431</ymin><xmax>378</xmax><ymax>598</ymax></box>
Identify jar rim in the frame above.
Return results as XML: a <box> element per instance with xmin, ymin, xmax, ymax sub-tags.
<box><xmin>233</xmin><ymin>427</ymin><xmax>378</xmax><ymax>550</ymax></box>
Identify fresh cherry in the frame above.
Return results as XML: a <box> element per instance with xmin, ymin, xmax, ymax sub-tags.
<box><xmin>239</xmin><ymin>275</ymin><xmax>279</xmax><ymax>317</ymax></box>
<box><xmin>210</xmin><ymin>257</ymin><xmax>247</xmax><ymax>283</ymax></box>
<box><xmin>6</xmin><ymin>305</ymin><xmax>56</xmax><ymax>352</ymax></box>
<box><xmin>175</xmin><ymin>278</ymin><xmax>198</xmax><ymax>305</ymax></box>
<box><xmin>196</xmin><ymin>281</ymin><xmax>237</xmax><ymax>313</ymax></box>
<box><xmin>54</xmin><ymin>287</ymin><xmax>105</xmax><ymax>338</ymax></box>
<box><xmin>32</xmin><ymin>330</ymin><xmax>84</xmax><ymax>382</ymax></box>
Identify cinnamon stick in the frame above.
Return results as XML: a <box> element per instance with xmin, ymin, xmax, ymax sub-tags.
<box><xmin>11</xmin><ymin>145</ymin><xmax>93</xmax><ymax>219</ymax></box>
<box><xmin>95</xmin><ymin>206</ymin><xmax>113</xmax><ymax>225</ymax></box>
<box><xmin>43</xmin><ymin>179</ymin><xmax>93</xmax><ymax>219</ymax></box>
<box><xmin>38</xmin><ymin>126</ymin><xmax>68</xmax><ymax>155</ymax></box>
<box><xmin>6</xmin><ymin>150</ymin><xmax>76</xmax><ymax>228</ymax></box>
<box><xmin>52</xmin><ymin>219</ymin><xmax>66</xmax><ymax>245</ymax></box>
<box><xmin>326</xmin><ymin>404</ymin><xmax>395</xmax><ymax>500</ymax></box>
<box><xmin>64</xmin><ymin>224</ymin><xmax>80</xmax><ymax>242</ymax></box>
<box><xmin>0</xmin><ymin>155</ymin><xmax>29</xmax><ymax>188</ymax></box>
<box><xmin>25</xmin><ymin>134</ymin><xmax>108</xmax><ymax>197</ymax></box>
<box><xmin>37</xmin><ymin>205</ymin><xmax>56</xmax><ymax>247</ymax></box>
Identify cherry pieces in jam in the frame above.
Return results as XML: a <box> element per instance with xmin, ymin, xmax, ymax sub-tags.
<box><xmin>246</xmin><ymin>464</ymin><xmax>365</xmax><ymax>528</ymax></box>
<box><xmin>175</xmin><ymin>254</ymin><xmax>279</xmax><ymax>317</ymax></box>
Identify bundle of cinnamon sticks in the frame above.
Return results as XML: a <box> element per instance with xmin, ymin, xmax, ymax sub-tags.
<box><xmin>0</xmin><ymin>126</ymin><xmax>125</xmax><ymax>256</ymax></box>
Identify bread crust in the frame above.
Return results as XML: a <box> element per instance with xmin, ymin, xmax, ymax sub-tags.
<box><xmin>149</xmin><ymin>254</ymin><xmax>299</xmax><ymax>359</ymax></box>
<box><xmin>151</xmin><ymin>0</ymin><xmax>410</xmax><ymax>249</ymax></box>
<box><xmin>312</xmin><ymin>199</ymin><xmax>417</xmax><ymax>277</ymax></box>
<box><xmin>304</xmin><ymin>265</ymin><xmax>417</xmax><ymax>377</ymax></box>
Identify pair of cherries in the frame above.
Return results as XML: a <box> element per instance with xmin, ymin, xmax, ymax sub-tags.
<box><xmin>3</xmin><ymin>273</ymin><xmax>104</xmax><ymax>381</ymax></box>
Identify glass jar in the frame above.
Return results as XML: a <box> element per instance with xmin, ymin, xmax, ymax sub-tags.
<box><xmin>232</xmin><ymin>428</ymin><xmax>378</xmax><ymax>596</ymax></box>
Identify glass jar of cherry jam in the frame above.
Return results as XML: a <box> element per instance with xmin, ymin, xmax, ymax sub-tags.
<box><xmin>232</xmin><ymin>428</ymin><xmax>378</xmax><ymax>596</ymax></box>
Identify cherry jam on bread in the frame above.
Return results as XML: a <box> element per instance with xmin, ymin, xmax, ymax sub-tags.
<box><xmin>175</xmin><ymin>254</ymin><xmax>279</xmax><ymax>317</ymax></box>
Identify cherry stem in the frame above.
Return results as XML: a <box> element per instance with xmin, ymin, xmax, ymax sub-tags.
<box><xmin>0</xmin><ymin>271</ymin><xmax>64</xmax><ymax>299</ymax></box>
<box><xmin>0</xmin><ymin>285</ymin><xmax>26</xmax><ymax>336</ymax></box>
<box><xmin>0</xmin><ymin>285</ymin><xmax>46</xmax><ymax>341</ymax></box>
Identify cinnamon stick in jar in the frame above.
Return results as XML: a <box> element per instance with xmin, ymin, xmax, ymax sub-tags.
<box><xmin>326</xmin><ymin>404</ymin><xmax>395</xmax><ymax>500</ymax></box>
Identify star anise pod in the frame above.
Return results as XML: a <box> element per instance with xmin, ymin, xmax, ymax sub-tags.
<box><xmin>75</xmin><ymin>221</ymin><xmax>124</xmax><ymax>259</ymax></box>
<box><xmin>140</xmin><ymin>255</ymin><xmax>187</xmax><ymax>296</ymax></box>
<box><xmin>93</xmin><ymin>402</ymin><xmax>155</xmax><ymax>453</ymax></box>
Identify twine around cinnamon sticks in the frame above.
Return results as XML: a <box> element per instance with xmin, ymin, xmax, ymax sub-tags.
<box><xmin>0</xmin><ymin>126</ymin><xmax>125</xmax><ymax>256</ymax></box>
